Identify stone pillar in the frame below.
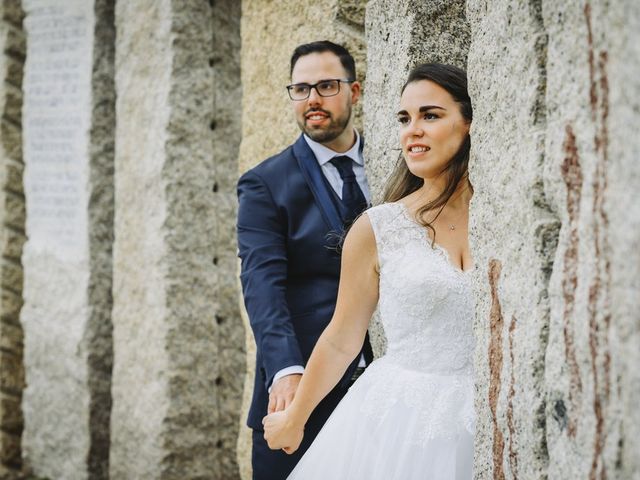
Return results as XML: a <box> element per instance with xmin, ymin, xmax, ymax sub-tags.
<box><xmin>542</xmin><ymin>1</ymin><xmax>638</xmax><ymax>478</ymax></box>
<box><xmin>20</xmin><ymin>0</ymin><xmax>115</xmax><ymax>479</ymax></box>
<box><xmin>237</xmin><ymin>1</ymin><xmax>367</xmax><ymax>477</ymax></box>
<box><xmin>466</xmin><ymin>2</ymin><xmax>552</xmax><ymax>477</ymax></box>
<box><xmin>0</xmin><ymin>0</ymin><xmax>25</xmax><ymax>476</ymax></box>
<box><xmin>111</xmin><ymin>1</ymin><xmax>241</xmax><ymax>477</ymax></box>
<box><xmin>363</xmin><ymin>0</ymin><xmax>469</xmax><ymax>354</ymax></box>
<box><xmin>468</xmin><ymin>0</ymin><xmax>639</xmax><ymax>478</ymax></box>
<box><xmin>212</xmin><ymin>1</ymin><xmax>244</xmax><ymax>477</ymax></box>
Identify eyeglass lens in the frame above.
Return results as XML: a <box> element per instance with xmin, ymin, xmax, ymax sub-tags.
<box><xmin>289</xmin><ymin>80</ymin><xmax>341</xmax><ymax>100</ymax></box>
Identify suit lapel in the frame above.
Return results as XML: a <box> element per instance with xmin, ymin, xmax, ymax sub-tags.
<box><xmin>293</xmin><ymin>135</ymin><xmax>344</xmax><ymax>235</ymax></box>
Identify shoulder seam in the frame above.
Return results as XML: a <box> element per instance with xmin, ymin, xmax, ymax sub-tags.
<box><xmin>242</xmin><ymin>169</ymin><xmax>286</xmax><ymax>227</ymax></box>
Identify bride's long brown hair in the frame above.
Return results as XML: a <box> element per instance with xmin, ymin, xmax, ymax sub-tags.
<box><xmin>384</xmin><ymin>63</ymin><xmax>473</xmax><ymax>244</ymax></box>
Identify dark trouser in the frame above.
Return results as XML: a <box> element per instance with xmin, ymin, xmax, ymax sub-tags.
<box><xmin>251</xmin><ymin>384</ymin><xmax>350</xmax><ymax>480</ymax></box>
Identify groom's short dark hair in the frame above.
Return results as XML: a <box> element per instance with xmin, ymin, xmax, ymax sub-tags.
<box><xmin>290</xmin><ymin>41</ymin><xmax>356</xmax><ymax>80</ymax></box>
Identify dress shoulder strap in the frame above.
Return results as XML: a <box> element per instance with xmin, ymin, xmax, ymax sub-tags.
<box><xmin>365</xmin><ymin>203</ymin><xmax>413</xmax><ymax>266</ymax></box>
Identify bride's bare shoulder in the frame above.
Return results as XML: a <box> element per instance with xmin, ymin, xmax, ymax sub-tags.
<box><xmin>342</xmin><ymin>213</ymin><xmax>377</xmax><ymax>258</ymax></box>
<box><xmin>346</xmin><ymin>212</ymin><xmax>375</xmax><ymax>244</ymax></box>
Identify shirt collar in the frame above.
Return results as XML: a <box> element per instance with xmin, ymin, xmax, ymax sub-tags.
<box><xmin>303</xmin><ymin>130</ymin><xmax>363</xmax><ymax>167</ymax></box>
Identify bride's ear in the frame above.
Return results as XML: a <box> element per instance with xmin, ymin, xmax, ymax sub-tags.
<box><xmin>461</xmin><ymin>119</ymin><xmax>471</xmax><ymax>136</ymax></box>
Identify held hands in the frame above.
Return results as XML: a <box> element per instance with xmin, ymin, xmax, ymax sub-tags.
<box><xmin>268</xmin><ymin>373</ymin><xmax>302</xmax><ymax>414</ymax></box>
<box><xmin>262</xmin><ymin>409</ymin><xmax>304</xmax><ymax>454</ymax></box>
<box><xmin>264</xmin><ymin>374</ymin><xmax>304</xmax><ymax>454</ymax></box>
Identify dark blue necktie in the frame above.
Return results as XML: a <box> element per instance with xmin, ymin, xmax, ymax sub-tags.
<box><xmin>330</xmin><ymin>155</ymin><xmax>368</xmax><ymax>225</ymax></box>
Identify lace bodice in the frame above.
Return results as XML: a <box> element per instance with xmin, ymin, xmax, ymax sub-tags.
<box><xmin>286</xmin><ymin>201</ymin><xmax>476</xmax><ymax>476</ymax></box>
<box><xmin>366</xmin><ymin>202</ymin><xmax>475</xmax><ymax>375</ymax></box>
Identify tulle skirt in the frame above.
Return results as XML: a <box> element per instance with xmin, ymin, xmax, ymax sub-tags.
<box><xmin>287</xmin><ymin>358</ymin><xmax>474</xmax><ymax>480</ymax></box>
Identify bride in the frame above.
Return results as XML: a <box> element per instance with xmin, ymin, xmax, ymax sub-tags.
<box><xmin>263</xmin><ymin>63</ymin><xmax>475</xmax><ymax>479</ymax></box>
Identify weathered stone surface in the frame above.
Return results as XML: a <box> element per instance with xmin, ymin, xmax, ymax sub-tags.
<box><xmin>21</xmin><ymin>0</ymin><xmax>115</xmax><ymax>478</ymax></box>
<box><xmin>364</xmin><ymin>0</ymin><xmax>413</xmax><ymax>208</ymax></box>
<box><xmin>605</xmin><ymin>5</ymin><xmax>640</xmax><ymax>477</ymax></box>
<box><xmin>5</xmin><ymin>55</ymin><xmax>23</xmax><ymax>90</ymax></box>
<box><xmin>4</xmin><ymin>162</ymin><xmax>24</xmax><ymax>195</ymax></box>
<box><xmin>2</xmin><ymin>0</ymin><xmax>24</xmax><ymax>28</ymax></box>
<box><xmin>336</xmin><ymin>1</ymin><xmax>366</xmax><ymax>32</ymax></box>
<box><xmin>85</xmin><ymin>2</ymin><xmax>116</xmax><ymax>478</ymax></box>
<box><xmin>0</xmin><ymin>348</ymin><xmax>22</xmax><ymax>472</ymax></box>
<box><xmin>0</xmin><ymin>320</ymin><xmax>22</xmax><ymax>353</ymax></box>
<box><xmin>468</xmin><ymin>0</ymin><xmax>639</xmax><ymax>478</ymax></box>
<box><xmin>0</xmin><ymin>430</ymin><xmax>19</xmax><ymax>467</ymax></box>
<box><xmin>541</xmin><ymin>1</ymin><xmax>638</xmax><ymax>479</ymax></box>
<box><xmin>110</xmin><ymin>2</ymin><xmax>173</xmax><ymax>477</ymax></box>
<box><xmin>1</xmin><ymin>226</ymin><xmax>26</xmax><ymax>262</ymax></box>
<box><xmin>0</xmin><ymin>261</ymin><xmax>21</xmax><ymax>292</ymax></box>
<box><xmin>0</xmin><ymin>350</ymin><xmax>23</xmax><ymax>393</ymax></box>
<box><xmin>0</xmin><ymin>290</ymin><xmax>21</xmax><ymax>323</ymax></box>
<box><xmin>3</xmin><ymin>192</ymin><xmax>24</xmax><ymax>231</ymax></box>
<box><xmin>467</xmin><ymin>1</ymin><xmax>554</xmax><ymax>477</ymax></box>
<box><xmin>364</xmin><ymin>0</ymin><xmax>469</xmax><ymax>355</ymax></box>
<box><xmin>0</xmin><ymin>391</ymin><xmax>22</xmax><ymax>433</ymax></box>
<box><xmin>111</xmin><ymin>0</ymin><xmax>232</xmax><ymax>477</ymax></box>
<box><xmin>0</xmin><ymin>2</ymin><xmax>25</xmax><ymax>477</ymax></box>
<box><xmin>3</xmin><ymin>23</ymin><xmax>25</xmax><ymax>58</ymax></box>
<box><xmin>0</xmin><ymin>122</ymin><xmax>21</xmax><ymax>162</ymax></box>
<box><xmin>3</xmin><ymin>84</ymin><xmax>21</xmax><ymax>124</ymax></box>
<box><xmin>211</xmin><ymin>2</ymin><xmax>244</xmax><ymax>478</ymax></box>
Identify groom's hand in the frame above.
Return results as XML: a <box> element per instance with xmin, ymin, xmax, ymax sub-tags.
<box><xmin>268</xmin><ymin>374</ymin><xmax>301</xmax><ymax>414</ymax></box>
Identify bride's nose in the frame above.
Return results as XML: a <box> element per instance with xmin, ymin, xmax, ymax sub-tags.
<box><xmin>408</xmin><ymin>122</ymin><xmax>424</xmax><ymax>137</ymax></box>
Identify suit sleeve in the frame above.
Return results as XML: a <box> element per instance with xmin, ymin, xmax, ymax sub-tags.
<box><xmin>237</xmin><ymin>170</ymin><xmax>304</xmax><ymax>390</ymax></box>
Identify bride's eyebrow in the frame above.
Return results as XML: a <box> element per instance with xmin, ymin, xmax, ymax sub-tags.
<box><xmin>419</xmin><ymin>105</ymin><xmax>445</xmax><ymax>112</ymax></box>
<box><xmin>396</xmin><ymin>105</ymin><xmax>446</xmax><ymax>116</ymax></box>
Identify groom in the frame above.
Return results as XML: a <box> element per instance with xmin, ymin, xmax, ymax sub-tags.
<box><xmin>237</xmin><ymin>40</ymin><xmax>373</xmax><ymax>480</ymax></box>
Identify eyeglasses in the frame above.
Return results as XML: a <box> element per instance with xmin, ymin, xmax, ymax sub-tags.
<box><xmin>286</xmin><ymin>79</ymin><xmax>354</xmax><ymax>101</ymax></box>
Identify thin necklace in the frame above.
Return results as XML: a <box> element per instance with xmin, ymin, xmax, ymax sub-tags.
<box><xmin>443</xmin><ymin>185</ymin><xmax>471</xmax><ymax>230</ymax></box>
<box><xmin>445</xmin><ymin>205</ymin><xmax>470</xmax><ymax>230</ymax></box>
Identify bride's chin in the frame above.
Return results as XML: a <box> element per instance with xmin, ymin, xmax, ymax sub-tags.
<box><xmin>406</xmin><ymin>167</ymin><xmax>436</xmax><ymax>180</ymax></box>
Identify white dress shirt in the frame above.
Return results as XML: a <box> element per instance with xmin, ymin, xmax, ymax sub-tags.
<box><xmin>269</xmin><ymin>130</ymin><xmax>370</xmax><ymax>391</ymax></box>
<box><xmin>303</xmin><ymin>130</ymin><xmax>371</xmax><ymax>204</ymax></box>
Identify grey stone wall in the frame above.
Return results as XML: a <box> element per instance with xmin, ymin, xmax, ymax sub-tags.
<box><xmin>542</xmin><ymin>1</ymin><xmax>638</xmax><ymax>478</ymax></box>
<box><xmin>86</xmin><ymin>1</ymin><xmax>115</xmax><ymax>478</ymax></box>
<box><xmin>111</xmin><ymin>0</ymin><xmax>240</xmax><ymax>477</ymax></box>
<box><xmin>364</xmin><ymin>0</ymin><xmax>469</xmax><ymax>355</ymax></box>
<box><xmin>211</xmin><ymin>1</ymin><xmax>244</xmax><ymax>477</ymax></box>
<box><xmin>468</xmin><ymin>0</ymin><xmax>639</xmax><ymax>478</ymax></box>
<box><xmin>604</xmin><ymin>3</ymin><xmax>640</xmax><ymax>475</ymax></box>
<box><xmin>467</xmin><ymin>1</ymin><xmax>551</xmax><ymax>477</ymax></box>
<box><xmin>21</xmin><ymin>0</ymin><xmax>115</xmax><ymax>478</ymax></box>
<box><xmin>0</xmin><ymin>0</ymin><xmax>24</xmax><ymax>476</ymax></box>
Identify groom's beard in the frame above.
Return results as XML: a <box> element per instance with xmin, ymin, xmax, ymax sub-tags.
<box><xmin>299</xmin><ymin>105</ymin><xmax>351</xmax><ymax>144</ymax></box>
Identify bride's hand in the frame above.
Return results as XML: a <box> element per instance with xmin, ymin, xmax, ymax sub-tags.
<box><xmin>262</xmin><ymin>410</ymin><xmax>304</xmax><ymax>454</ymax></box>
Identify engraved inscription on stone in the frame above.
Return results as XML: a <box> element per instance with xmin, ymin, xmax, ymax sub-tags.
<box><xmin>23</xmin><ymin>2</ymin><xmax>92</xmax><ymax>259</ymax></box>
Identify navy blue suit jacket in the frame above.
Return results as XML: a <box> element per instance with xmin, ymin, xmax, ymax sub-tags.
<box><xmin>237</xmin><ymin>134</ymin><xmax>373</xmax><ymax>430</ymax></box>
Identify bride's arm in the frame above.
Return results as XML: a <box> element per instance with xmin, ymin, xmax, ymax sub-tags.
<box><xmin>263</xmin><ymin>213</ymin><xmax>379</xmax><ymax>453</ymax></box>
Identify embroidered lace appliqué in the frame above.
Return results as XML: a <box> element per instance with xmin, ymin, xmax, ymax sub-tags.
<box><xmin>357</xmin><ymin>202</ymin><xmax>476</xmax><ymax>444</ymax></box>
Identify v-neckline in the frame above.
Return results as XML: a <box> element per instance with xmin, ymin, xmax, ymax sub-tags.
<box><xmin>394</xmin><ymin>202</ymin><xmax>474</xmax><ymax>275</ymax></box>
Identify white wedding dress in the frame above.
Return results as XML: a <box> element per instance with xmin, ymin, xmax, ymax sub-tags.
<box><xmin>287</xmin><ymin>202</ymin><xmax>475</xmax><ymax>480</ymax></box>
